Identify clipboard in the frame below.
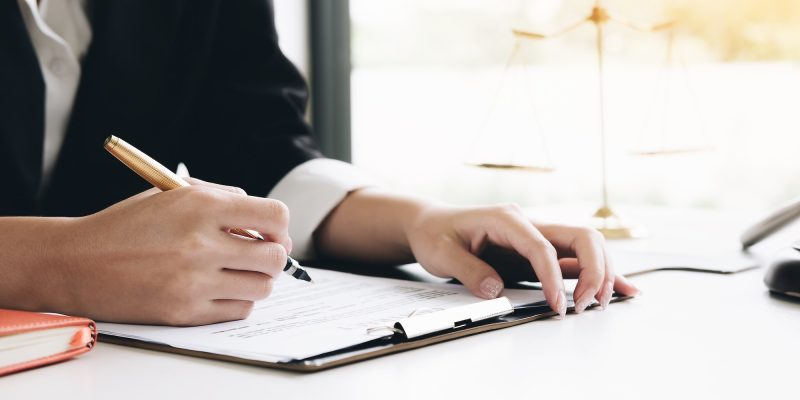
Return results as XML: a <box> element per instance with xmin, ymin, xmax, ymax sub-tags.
<box><xmin>100</xmin><ymin>295</ymin><xmax>630</xmax><ymax>372</ymax></box>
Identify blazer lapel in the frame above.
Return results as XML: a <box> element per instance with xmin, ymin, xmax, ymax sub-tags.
<box><xmin>0</xmin><ymin>1</ymin><xmax>45</xmax><ymax>199</ymax></box>
<box><xmin>43</xmin><ymin>1</ymin><xmax>186</xmax><ymax>215</ymax></box>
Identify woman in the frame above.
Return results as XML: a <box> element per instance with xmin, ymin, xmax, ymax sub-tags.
<box><xmin>0</xmin><ymin>0</ymin><xmax>637</xmax><ymax>325</ymax></box>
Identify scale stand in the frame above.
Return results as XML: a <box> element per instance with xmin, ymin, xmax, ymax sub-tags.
<box><xmin>588</xmin><ymin>5</ymin><xmax>642</xmax><ymax>239</ymax></box>
<box><xmin>479</xmin><ymin>1</ymin><xmax>691</xmax><ymax>239</ymax></box>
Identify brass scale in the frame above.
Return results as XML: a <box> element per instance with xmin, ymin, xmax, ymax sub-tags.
<box><xmin>470</xmin><ymin>0</ymin><xmax>710</xmax><ymax>239</ymax></box>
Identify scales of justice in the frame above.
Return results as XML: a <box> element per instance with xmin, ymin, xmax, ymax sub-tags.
<box><xmin>470</xmin><ymin>0</ymin><xmax>709</xmax><ymax>239</ymax></box>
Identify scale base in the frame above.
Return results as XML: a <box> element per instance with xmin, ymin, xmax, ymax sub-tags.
<box><xmin>591</xmin><ymin>206</ymin><xmax>646</xmax><ymax>240</ymax></box>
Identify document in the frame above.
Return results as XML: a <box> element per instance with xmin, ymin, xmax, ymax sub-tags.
<box><xmin>612</xmin><ymin>250</ymin><xmax>760</xmax><ymax>276</ymax></box>
<box><xmin>98</xmin><ymin>268</ymin><xmax>545</xmax><ymax>363</ymax></box>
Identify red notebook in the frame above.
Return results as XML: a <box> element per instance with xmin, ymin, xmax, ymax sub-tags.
<box><xmin>0</xmin><ymin>309</ymin><xmax>97</xmax><ymax>377</ymax></box>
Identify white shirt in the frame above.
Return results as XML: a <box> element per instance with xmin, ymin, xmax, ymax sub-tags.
<box><xmin>18</xmin><ymin>0</ymin><xmax>373</xmax><ymax>260</ymax></box>
<box><xmin>18</xmin><ymin>0</ymin><xmax>90</xmax><ymax>191</ymax></box>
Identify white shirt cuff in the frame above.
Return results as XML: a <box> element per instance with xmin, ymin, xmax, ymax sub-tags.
<box><xmin>268</xmin><ymin>158</ymin><xmax>376</xmax><ymax>261</ymax></box>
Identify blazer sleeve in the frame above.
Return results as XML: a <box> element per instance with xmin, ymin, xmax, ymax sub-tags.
<box><xmin>181</xmin><ymin>0</ymin><xmax>322</xmax><ymax>197</ymax></box>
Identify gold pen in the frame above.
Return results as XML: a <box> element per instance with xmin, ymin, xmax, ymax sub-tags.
<box><xmin>104</xmin><ymin>135</ymin><xmax>313</xmax><ymax>283</ymax></box>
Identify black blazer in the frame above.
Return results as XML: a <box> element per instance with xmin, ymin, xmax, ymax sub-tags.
<box><xmin>0</xmin><ymin>0</ymin><xmax>322</xmax><ymax>217</ymax></box>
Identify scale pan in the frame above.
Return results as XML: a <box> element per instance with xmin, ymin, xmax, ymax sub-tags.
<box><xmin>629</xmin><ymin>146</ymin><xmax>713</xmax><ymax>156</ymax></box>
<box><xmin>466</xmin><ymin>162</ymin><xmax>555</xmax><ymax>173</ymax></box>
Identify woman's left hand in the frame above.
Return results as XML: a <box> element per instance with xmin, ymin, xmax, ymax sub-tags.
<box><xmin>405</xmin><ymin>204</ymin><xmax>640</xmax><ymax>317</ymax></box>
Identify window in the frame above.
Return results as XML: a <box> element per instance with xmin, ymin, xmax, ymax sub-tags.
<box><xmin>350</xmin><ymin>0</ymin><xmax>800</xmax><ymax>213</ymax></box>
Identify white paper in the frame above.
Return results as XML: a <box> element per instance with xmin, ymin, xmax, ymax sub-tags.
<box><xmin>612</xmin><ymin>250</ymin><xmax>760</xmax><ymax>276</ymax></box>
<box><xmin>98</xmin><ymin>267</ymin><xmax>545</xmax><ymax>362</ymax></box>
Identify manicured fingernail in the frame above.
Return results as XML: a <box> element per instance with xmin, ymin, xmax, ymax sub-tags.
<box><xmin>480</xmin><ymin>277</ymin><xmax>503</xmax><ymax>299</ymax></box>
<box><xmin>574</xmin><ymin>296</ymin><xmax>594</xmax><ymax>314</ymax></box>
<box><xmin>556</xmin><ymin>289</ymin><xmax>567</xmax><ymax>318</ymax></box>
<box><xmin>600</xmin><ymin>282</ymin><xmax>614</xmax><ymax>309</ymax></box>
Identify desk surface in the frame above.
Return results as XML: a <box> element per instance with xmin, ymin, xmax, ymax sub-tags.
<box><xmin>3</xmin><ymin>207</ymin><xmax>799</xmax><ymax>399</ymax></box>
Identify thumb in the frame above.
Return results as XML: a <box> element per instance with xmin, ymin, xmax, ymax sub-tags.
<box><xmin>438</xmin><ymin>245</ymin><xmax>505</xmax><ymax>300</ymax></box>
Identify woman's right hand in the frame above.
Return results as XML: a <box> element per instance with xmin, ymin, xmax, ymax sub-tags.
<box><xmin>1</xmin><ymin>181</ymin><xmax>291</xmax><ymax>326</ymax></box>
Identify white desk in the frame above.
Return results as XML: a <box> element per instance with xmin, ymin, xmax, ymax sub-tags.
<box><xmin>3</xmin><ymin>207</ymin><xmax>799</xmax><ymax>399</ymax></box>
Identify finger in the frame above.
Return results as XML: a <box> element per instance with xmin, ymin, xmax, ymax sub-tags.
<box><xmin>538</xmin><ymin>225</ymin><xmax>606</xmax><ymax>314</ymax></box>
<box><xmin>478</xmin><ymin>208</ymin><xmax>566</xmax><ymax>316</ymax></box>
<box><xmin>213</xmin><ymin>269</ymin><xmax>274</xmax><ymax>301</ymax></box>
<box><xmin>189</xmin><ymin>188</ymin><xmax>290</xmax><ymax>247</ymax></box>
<box><xmin>284</xmin><ymin>236</ymin><xmax>294</xmax><ymax>256</ymax></box>
<box><xmin>433</xmin><ymin>244</ymin><xmax>505</xmax><ymax>300</ymax></box>
<box><xmin>595</xmin><ymin>247</ymin><xmax>616</xmax><ymax>309</ymax></box>
<box><xmin>560</xmin><ymin>258</ymin><xmax>641</xmax><ymax>299</ymax></box>
<box><xmin>217</xmin><ymin>233</ymin><xmax>287</xmax><ymax>277</ymax></box>
<box><xmin>613</xmin><ymin>273</ymin><xmax>641</xmax><ymax>297</ymax></box>
<box><xmin>559</xmin><ymin>256</ymin><xmax>607</xmax><ymax>311</ymax></box>
<box><xmin>255</xmin><ymin>232</ymin><xmax>293</xmax><ymax>253</ymax></box>
<box><xmin>218</xmin><ymin>196</ymin><xmax>289</xmax><ymax>244</ymax></box>
<box><xmin>186</xmin><ymin>177</ymin><xmax>247</xmax><ymax>196</ymax></box>
<box><xmin>558</xmin><ymin>258</ymin><xmax>581</xmax><ymax>277</ymax></box>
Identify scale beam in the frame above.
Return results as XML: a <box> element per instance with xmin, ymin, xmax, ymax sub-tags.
<box><xmin>474</xmin><ymin>3</ymin><xmax>696</xmax><ymax>240</ymax></box>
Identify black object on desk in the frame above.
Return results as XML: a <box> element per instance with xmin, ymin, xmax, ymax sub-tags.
<box><xmin>764</xmin><ymin>243</ymin><xmax>800</xmax><ymax>298</ymax></box>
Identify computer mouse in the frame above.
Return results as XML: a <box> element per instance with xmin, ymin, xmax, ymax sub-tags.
<box><xmin>764</xmin><ymin>244</ymin><xmax>800</xmax><ymax>298</ymax></box>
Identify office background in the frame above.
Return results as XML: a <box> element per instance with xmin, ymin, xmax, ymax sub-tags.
<box><xmin>3</xmin><ymin>1</ymin><xmax>799</xmax><ymax>395</ymax></box>
<box><xmin>277</xmin><ymin>0</ymin><xmax>800</xmax><ymax>217</ymax></box>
